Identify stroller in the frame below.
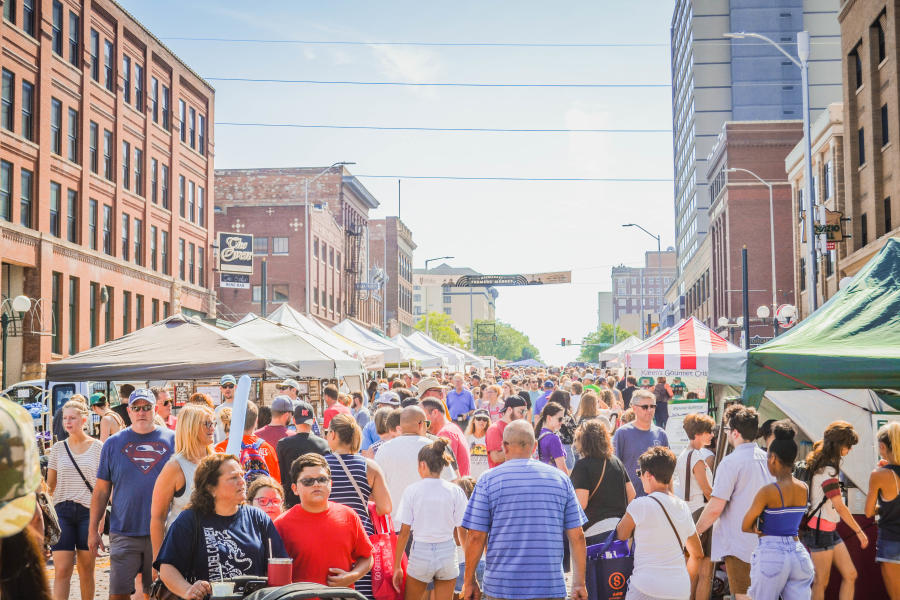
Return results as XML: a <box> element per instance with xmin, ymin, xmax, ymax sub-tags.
<box><xmin>164</xmin><ymin>576</ymin><xmax>368</xmax><ymax>600</ymax></box>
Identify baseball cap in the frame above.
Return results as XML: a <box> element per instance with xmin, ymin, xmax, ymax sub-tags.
<box><xmin>472</xmin><ymin>409</ymin><xmax>490</xmax><ymax>420</ymax></box>
<box><xmin>582</xmin><ymin>374</ymin><xmax>594</xmax><ymax>381</ymax></box>
<box><xmin>220</xmin><ymin>374</ymin><xmax>236</xmax><ymax>386</ymax></box>
<box><xmin>378</xmin><ymin>382</ymin><xmax>389</xmax><ymax>392</ymax></box>
<box><xmin>543</xmin><ymin>380</ymin><xmax>555</xmax><ymax>389</ymax></box>
<box><xmin>377</xmin><ymin>391</ymin><xmax>401</xmax><ymax>406</ymax></box>
<box><xmin>292</xmin><ymin>400</ymin><xmax>315</xmax><ymax>423</ymax></box>
<box><xmin>416</xmin><ymin>377</ymin><xmax>447</xmax><ymax>399</ymax></box>
<box><xmin>128</xmin><ymin>388</ymin><xmax>156</xmax><ymax>405</ymax></box>
<box><xmin>89</xmin><ymin>392</ymin><xmax>106</xmax><ymax>406</ymax></box>
<box><xmin>279</xmin><ymin>378</ymin><xmax>300</xmax><ymax>392</ymax></box>
<box><xmin>502</xmin><ymin>396</ymin><xmax>527</xmax><ymax>412</ymax></box>
<box><xmin>270</xmin><ymin>395</ymin><xmax>293</xmax><ymax>413</ymax></box>
<box><xmin>0</xmin><ymin>397</ymin><xmax>41</xmax><ymax>538</ymax></box>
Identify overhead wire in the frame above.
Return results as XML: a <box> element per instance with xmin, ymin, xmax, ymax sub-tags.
<box><xmin>215</xmin><ymin>121</ymin><xmax>672</xmax><ymax>133</ymax></box>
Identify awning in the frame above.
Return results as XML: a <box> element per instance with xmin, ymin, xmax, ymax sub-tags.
<box><xmin>626</xmin><ymin>317</ymin><xmax>741</xmax><ymax>375</ymax></box>
<box><xmin>391</xmin><ymin>335</ymin><xmax>446</xmax><ymax>368</ymax></box>
<box><xmin>406</xmin><ymin>331</ymin><xmax>466</xmax><ymax>371</ymax></box>
<box><xmin>333</xmin><ymin>319</ymin><xmax>415</xmax><ymax>365</ymax></box>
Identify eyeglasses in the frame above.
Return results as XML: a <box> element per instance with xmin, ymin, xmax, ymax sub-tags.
<box><xmin>634</xmin><ymin>404</ymin><xmax>656</xmax><ymax>411</ymax></box>
<box><xmin>202</xmin><ymin>421</ymin><xmax>215</xmax><ymax>429</ymax></box>
<box><xmin>253</xmin><ymin>497</ymin><xmax>283</xmax><ymax>507</ymax></box>
<box><xmin>221</xmin><ymin>384</ymin><xmax>235</xmax><ymax>389</ymax></box>
<box><xmin>130</xmin><ymin>404</ymin><xmax>154</xmax><ymax>412</ymax></box>
<box><xmin>299</xmin><ymin>476</ymin><xmax>330</xmax><ymax>487</ymax></box>
<box><xmin>635</xmin><ymin>468</ymin><xmax>643</xmax><ymax>477</ymax></box>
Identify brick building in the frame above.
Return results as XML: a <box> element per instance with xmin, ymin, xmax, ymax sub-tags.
<box><xmin>706</xmin><ymin>121</ymin><xmax>802</xmax><ymax>345</ymax></box>
<box><xmin>838</xmin><ymin>1</ymin><xmax>900</xmax><ymax>280</ymax></box>
<box><xmin>214</xmin><ymin>167</ymin><xmax>382</xmax><ymax>328</ymax></box>
<box><xmin>1</xmin><ymin>0</ymin><xmax>215</xmax><ymax>384</ymax></box>
<box><xmin>611</xmin><ymin>250</ymin><xmax>676</xmax><ymax>337</ymax></box>
<box><xmin>369</xmin><ymin>217</ymin><xmax>416</xmax><ymax>337</ymax></box>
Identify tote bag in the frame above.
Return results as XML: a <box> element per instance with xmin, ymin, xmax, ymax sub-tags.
<box><xmin>586</xmin><ymin>530</ymin><xmax>633</xmax><ymax>600</ymax></box>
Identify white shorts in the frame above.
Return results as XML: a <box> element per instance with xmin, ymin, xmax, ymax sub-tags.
<box><xmin>407</xmin><ymin>539</ymin><xmax>459</xmax><ymax>582</ymax></box>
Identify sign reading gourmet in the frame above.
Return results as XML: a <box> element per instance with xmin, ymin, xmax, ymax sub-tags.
<box><xmin>217</xmin><ymin>232</ymin><xmax>254</xmax><ymax>274</ymax></box>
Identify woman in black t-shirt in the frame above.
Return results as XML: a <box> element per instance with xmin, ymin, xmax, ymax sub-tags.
<box><xmin>570</xmin><ymin>419</ymin><xmax>635</xmax><ymax>545</ymax></box>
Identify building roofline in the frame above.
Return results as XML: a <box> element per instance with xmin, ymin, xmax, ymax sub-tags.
<box><xmin>341</xmin><ymin>175</ymin><xmax>380</xmax><ymax>209</ymax></box>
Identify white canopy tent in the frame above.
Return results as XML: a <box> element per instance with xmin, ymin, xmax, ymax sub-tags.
<box><xmin>333</xmin><ymin>319</ymin><xmax>415</xmax><ymax>366</ymax></box>
<box><xmin>455</xmin><ymin>345</ymin><xmax>491</xmax><ymax>369</ymax></box>
<box><xmin>391</xmin><ymin>335</ymin><xmax>446</xmax><ymax>368</ymax></box>
<box><xmin>406</xmin><ymin>331</ymin><xmax>466</xmax><ymax>371</ymax></box>
<box><xmin>598</xmin><ymin>335</ymin><xmax>643</xmax><ymax>363</ymax></box>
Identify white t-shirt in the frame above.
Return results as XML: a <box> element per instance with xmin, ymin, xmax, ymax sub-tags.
<box><xmin>810</xmin><ymin>466</ymin><xmax>841</xmax><ymax>523</ymax></box>
<box><xmin>375</xmin><ymin>435</ymin><xmax>456</xmax><ymax>527</ymax></box>
<box><xmin>466</xmin><ymin>434</ymin><xmax>489</xmax><ymax>480</ymax></box>
<box><xmin>570</xmin><ymin>394</ymin><xmax>582</xmax><ymax>414</ymax></box>
<box><xmin>627</xmin><ymin>492</ymin><xmax>696</xmax><ymax>600</ymax></box>
<box><xmin>397</xmin><ymin>478</ymin><xmax>468</xmax><ymax>543</ymax></box>
<box><xmin>673</xmin><ymin>447</ymin><xmax>714</xmax><ymax>512</ymax></box>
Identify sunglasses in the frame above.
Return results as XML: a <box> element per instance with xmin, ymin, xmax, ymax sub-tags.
<box><xmin>202</xmin><ymin>421</ymin><xmax>215</xmax><ymax>429</ymax></box>
<box><xmin>299</xmin><ymin>476</ymin><xmax>330</xmax><ymax>487</ymax></box>
<box><xmin>130</xmin><ymin>404</ymin><xmax>154</xmax><ymax>412</ymax></box>
<box><xmin>221</xmin><ymin>384</ymin><xmax>235</xmax><ymax>389</ymax></box>
<box><xmin>634</xmin><ymin>404</ymin><xmax>656</xmax><ymax>410</ymax></box>
<box><xmin>635</xmin><ymin>468</ymin><xmax>644</xmax><ymax>477</ymax></box>
<box><xmin>474</xmin><ymin>417</ymin><xmax>490</xmax><ymax>422</ymax></box>
<box><xmin>253</xmin><ymin>497</ymin><xmax>283</xmax><ymax>507</ymax></box>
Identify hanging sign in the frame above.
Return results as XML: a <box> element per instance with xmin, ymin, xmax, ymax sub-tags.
<box><xmin>217</xmin><ymin>232</ymin><xmax>254</xmax><ymax>274</ymax></box>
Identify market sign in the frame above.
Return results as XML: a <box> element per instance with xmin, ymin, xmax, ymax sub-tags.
<box><xmin>220</xmin><ymin>273</ymin><xmax>250</xmax><ymax>289</ymax></box>
<box><xmin>217</xmin><ymin>232</ymin><xmax>254</xmax><ymax>274</ymax></box>
<box><xmin>450</xmin><ymin>271</ymin><xmax>572</xmax><ymax>287</ymax></box>
<box><xmin>815</xmin><ymin>209</ymin><xmax>847</xmax><ymax>242</ymax></box>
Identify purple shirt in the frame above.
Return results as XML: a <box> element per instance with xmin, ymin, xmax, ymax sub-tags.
<box><xmin>446</xmin><ymin>389</ymin><xmax>475</xmax><ymax>420</ymax></box>
<box><xmin>534</xmin><ymin>391</ymin><xmax>553</xmax><ymax>416</ymax></box>
<box><xmin>536</xmin><ymin>428</ymin><xmax>565</xmax><ymax>465</ymax></box>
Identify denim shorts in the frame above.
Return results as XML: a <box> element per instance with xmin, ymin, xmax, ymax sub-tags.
<box><xmin>877</xmin><ymin>535</ymin><xmax>900</xmax><ymax>564</ymax></box>
<box><xmin>51</xmin><ymin>501</ymin><xmax>91</xmax><ymax>552</ymax></box>
<box><xmin>455</xmin><ymin>559</ymin><xmax>485</xmax><ymax>593</ymax></box>
<box><xmin>800</xmin><ymin>527</ymin><xmax>843</xmax><ymax>552</ymax></box>
<box><xmin>748</xmin><ymin>536</ymin><xmax>814</xmax><ymax>600</ymax></box>
<box><xmin>407</xmin><ymin>540</ymin><xmax>459</xmax><ymax>582</ymax></box>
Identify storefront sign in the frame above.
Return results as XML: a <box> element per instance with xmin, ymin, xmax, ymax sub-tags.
<box><xmin>815</xmin><ymin>209</ymin><xmax>846</xmax><ymax>242</ymax></box>
<box><xmin>220</xmin><ymin>273</ymin><xmax>250</xmax><ymax>289</ymax></box>
<box><xmin>217</xmin><ymin>232</ymin><xmax>254</xmax><ymax>274</ymax></box>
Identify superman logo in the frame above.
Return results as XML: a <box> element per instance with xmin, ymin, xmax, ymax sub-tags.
<box><xmin>122</xmin><ymin>442</ymin><xmax>170</xmax><ymax>472</ymax></box>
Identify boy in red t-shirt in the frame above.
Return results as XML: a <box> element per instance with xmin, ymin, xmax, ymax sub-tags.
<box><xmin>215</xmin><ymin>400</ymin><xmax>281</xmax><ymax>482</ymax></box>
<box><xmin>322</xmin><ymin>384</ymin><xmax>351</xmax><ymax>429</ymax></box>
<box><xmin>274</xmin><ymin>453</ymin><xmax>373</xmax><ymax>586</ymax></box>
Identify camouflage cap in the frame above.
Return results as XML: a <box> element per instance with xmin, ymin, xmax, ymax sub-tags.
<box><xmin>0</xmin><ymin>397</ymin><xmax>40</xmax><ymax>538</ymax></box>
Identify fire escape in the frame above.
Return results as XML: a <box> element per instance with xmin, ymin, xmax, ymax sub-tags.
<box><xmin>344</xmin><ymin>223</ymin><xmax>364</xmax><ymax>318</ymax></box>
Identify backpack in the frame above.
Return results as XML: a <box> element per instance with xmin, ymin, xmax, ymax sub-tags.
<box><xmin>792</xmin><ymin>459</ymin><xmax>812</xmax><ymax>486</ymax></box>
<box><xmin>239</xmin><ymin>439</ymin><xmax>270</xmax><ymax>484</ymax></box>
<box><xmin>534</xmin><ymin>431</ymin><xmax>554</xmax><ymax>462</ymax></box>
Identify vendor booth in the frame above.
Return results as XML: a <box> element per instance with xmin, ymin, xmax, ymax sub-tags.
<box><xmin>406</xmin><ymin>331</ymin><xmax>467</xmax><ymax>372</ymax></box>
<box><xmin>333</xmin><ymin>319</ymin><xmax>416</xmax><ymax>367</ymax></box>
<box><xmin>598</xmin><ymin>335</ymin><xmax>642</xmax><ymax>365</ymax></box>
<box><xmin>391</xmin><ymin>335</ymin><xmax>446</xmax><ymax>369</ymax></box>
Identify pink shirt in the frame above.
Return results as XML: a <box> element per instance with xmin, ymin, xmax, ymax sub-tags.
<box><xmin>437</xmin><ymin>421</ymin><xmax>470</xmax><ymax>477</ymax></box>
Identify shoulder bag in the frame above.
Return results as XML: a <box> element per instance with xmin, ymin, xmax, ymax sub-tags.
<box><xmin>63</xmin><ymin>440</ymin><xmax>111</xmax><ymax>536</ymax></box>
<box><xmin>648</xmin><ymin>494</ymin><xmax>685</xmax><ymax>553</ymax></box>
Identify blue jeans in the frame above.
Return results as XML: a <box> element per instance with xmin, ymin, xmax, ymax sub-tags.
<box><xmin>748</xmin><ymin>536</ymin><xmax>814</xmax><ymax>600</ymax></box>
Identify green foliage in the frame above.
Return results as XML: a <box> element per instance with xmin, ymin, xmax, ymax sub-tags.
<box><xmin>578</xmin><ymin>323</ymin><xmax>637</xmax><ymax>362</ymax></box>
<box><xmin>471</xmin><ymin>320</ymin><xmax>541</xmax><ymax>362</ymax></box>
<box><xmin>414</xmin><ymin>312</ymin><xmax>464</xmax><ymax>346</ymax></box>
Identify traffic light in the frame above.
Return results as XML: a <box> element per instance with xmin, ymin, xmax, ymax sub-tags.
<box><xmin>561</xmin><ymin>337</ymin><xmax>567</xmax><ymax>346</ymax></box>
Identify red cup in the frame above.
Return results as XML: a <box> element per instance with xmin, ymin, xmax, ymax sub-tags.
<box><xmin>268</xmin><ymin>558</ymin><xmax>293</xmax><ymax>587</ymax></box>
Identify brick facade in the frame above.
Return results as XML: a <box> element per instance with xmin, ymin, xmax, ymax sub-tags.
<box><xmin>1</xmin><ymin>0</ymin><xmax>215</xmax><ymax>384</ymax></box>
<box><xmin>369</xmin><ymin>217</ymin><xmax>416</xmax><ymax>337</ymax></box>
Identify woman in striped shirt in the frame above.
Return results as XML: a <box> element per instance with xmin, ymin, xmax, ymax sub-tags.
<box><xmin>324</xmin><ymin>414</ymin><xmax>392</xmax><ymax>600</ymax></box>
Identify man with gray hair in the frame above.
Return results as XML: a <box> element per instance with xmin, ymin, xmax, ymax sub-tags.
<box><xmin>612</xmin><ymin>389</ymin><xmax>669</xmax><ymax>497</ymax></box>
<box><xmin>461</xmin><ymin>420</ymin><xmax>588</xmax><ymax>600</ymax></box>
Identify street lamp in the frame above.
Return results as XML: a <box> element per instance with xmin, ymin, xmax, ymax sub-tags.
<box><xmin>725</xmin><ymin>30</ymin><xmax>817</xmax><ymax>315</ymax></box>
<box><xmin>622</xmin><ymin>223</ymin><xmax>662</xmax><ymax>337</ymax></box>
<box><xmin>305</xmin><ymin>162</ymin><xmax>355</xmax><ymax>315</ymax></box>
<box><xmin>1</xmin><ymin>295</ymin><xmax>32</xmax><ymax>390</ymax></box>
<box><xmin>424</xmin><ymin>256</ymin><xmax>453</xmax><ymax>337</ymax></box>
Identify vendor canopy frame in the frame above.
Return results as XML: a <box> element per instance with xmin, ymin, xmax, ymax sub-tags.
<box><xmin>406</xmin><ymin>331</ymin><xmax>466</xmax><ymax>371</ymax></box>
<box><xmin>46</xmin><ymin>314</ymin><xmax>292</xmax><ymax>381</ymax></box>
<box><xmin>333</xmin><ymin>319</ymin><xmax>415</xmax><ymax>366</ymax></box>
<box><xmin>391</xmin><ymin>335</ymin><xmax>446</xmax><ymax>369</ymax></box>
<box><xmin>626</xmin><ymin>317</ymin><xmax>740</xmax><ymax>375</ymax></box>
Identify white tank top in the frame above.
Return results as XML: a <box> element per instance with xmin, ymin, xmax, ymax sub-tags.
<box><xmin>165</xmin><ymin>454</ymin><xmax>198</xmax><ymax>531</ymax></box>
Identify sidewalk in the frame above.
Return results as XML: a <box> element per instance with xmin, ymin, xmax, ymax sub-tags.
<box><xmin>47</xmin><ymin>546</ymin><xmax>110</xmax><ymax>600</ymax></box>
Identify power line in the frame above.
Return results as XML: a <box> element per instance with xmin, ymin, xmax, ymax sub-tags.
<box><xmin>354</xmin><ymin>174</ymin><xmax>672</xmax><ymax>182</ymax></box>
<box><xmin>216</xmin><ymin>121</ymin><xmax>672</xmax><ymax>133</ymax></box>
<box><xmin>206</xmin><ymin>77</ymin><xmax>671</xmax><ymax>88</ymax></box>
<box><xmin>163</xmin><ymin>36</ymin><xmax>668</xmax><ymax>48</ymax></box>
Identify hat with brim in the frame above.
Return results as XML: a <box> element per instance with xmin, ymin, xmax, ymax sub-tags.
<box><xmin>416</xmin><ymin>377</ymin><xmax>448</xmax><ymax>400</ymax></box>
<box><xmin>0</xmin><ymin>398</ymin><xmax>41</xmax><ymax>538</ymax></box>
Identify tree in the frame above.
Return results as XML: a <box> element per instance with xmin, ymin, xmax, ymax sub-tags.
<box><xmin>577</xmin><ymin>323</ymin><xmax>637</xmax><ymax>362</ymax></box>
<box><xmin>414</xmin><ymin>312</ymin><xmax>464</xmax><ymax>347</ymax></box>
<box><xmin>471</xmin><ymin>320</ymin><xmax>541</xmax><ymax>362</ymax></box>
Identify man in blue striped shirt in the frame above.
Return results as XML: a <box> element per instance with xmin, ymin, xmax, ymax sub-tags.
<box><xmin>461</xmin><ymin>420</ymin><xmax>588</xmax><ymax>600</ymax></box>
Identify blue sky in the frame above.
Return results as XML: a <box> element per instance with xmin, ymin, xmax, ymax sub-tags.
<box><xmin>121</xmin><ymin>0</ymin><xmax>678</xmax><ymax>364</ymax></box>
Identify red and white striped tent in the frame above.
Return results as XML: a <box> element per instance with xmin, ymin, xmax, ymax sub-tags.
<box><xmin>626</xmin><ymin>317</ymin><xmax>741</xmax><ymax>376</ymax></box>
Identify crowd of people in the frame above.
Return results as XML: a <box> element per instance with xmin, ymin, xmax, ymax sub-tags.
<box><xmin>1</xmin><ymin>366</ymin><xmax>900</xmax><ymax>600</ymax></box>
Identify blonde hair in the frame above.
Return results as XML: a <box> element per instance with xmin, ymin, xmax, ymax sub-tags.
<box><xmin>175</xmin><ymin>404</ymin><xmax>215</xmax><ymax>462</ymax></box>
<box><xmin>338</xmin><ymin>394</ymin><xmax>352</xmax><ymax>407</ymax></box>
<box><xmin>62</xmin><ymin>398</ymin><xmax>90</xmax><ymax>418</ymax></box>
<box><xmin>878</xmin><ymin>422</ymin><xmax>900</xmax><ymax>465</ymax></box>
<box><xmin>220</xmin><ymin>407</ymin><xmax>233</xmax><ymax>435</ymax></box>
<box><xmin>329</xmin><ymin>413</ymin><xmax>362</xmax><ymax>453</ymax></box>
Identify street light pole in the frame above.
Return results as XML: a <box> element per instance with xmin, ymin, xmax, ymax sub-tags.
<box><xmin>622</xmin><ymin>223</ymin><xmax>662</xmax><ymax>336</ymax></box>
<box><xmin>725</xmin><ymin>30</ymin><xmax>817</xmax><ymax>315</ymax></box>
<box><xmin>727</xmin><ymin>168</ymin><xmax>777</xmax><ymax>316</ymax></box>
<box><xmin>304</xmin><ymin>162</ymin><xmax>355</xmax><ymax>315</ymax></box>
<box><xmin>424</xmin><ymin>255</ymin><xmax>453</xmax><ymax>337</ymax></box>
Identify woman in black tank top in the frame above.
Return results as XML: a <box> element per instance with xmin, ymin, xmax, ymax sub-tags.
<box><xmin>866</xmin><ymin>422</ymin><xmax>900</xmax><ymax>599</ymax></box>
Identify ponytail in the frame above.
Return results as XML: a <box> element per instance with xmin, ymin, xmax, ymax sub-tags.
<box><xmin>418</xmin><ymin>437</ymin><xmax>452</xmax><ymax>474</ymax></box>
<box><xmin>534</xmin><ymin>402</ymin><xmax>564</xmax><ymax>439</ymax></box>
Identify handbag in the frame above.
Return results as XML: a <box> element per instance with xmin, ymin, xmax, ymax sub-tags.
<box><xmin>148</xmin><ymin>578</ymin><xmax>180</xmax><ymax>600</ymax></box>
<box><xmin>332</xmin><ymin>453</ymin><xmax>407</xmax><ymax>600</ymax></box>
<box><xmin>585</xmin><ymin>530</ymin><xmax>633</xmax><ymax>600</ymax></box>
<box><xmin>36</xmin><ymin>488</ymin><xmax>61</xmax><ymax>548</ymax></box>
<box><xmin>64</xmin><ymin>440</ymin><xmax>111</xmax><ymax>535</ymax></box>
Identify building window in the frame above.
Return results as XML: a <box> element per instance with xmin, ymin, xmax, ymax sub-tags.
<box><xmin>104</xmin><ymin>40</ymin><xmax>114</xmax><ymax>93</ymax></box>
<box><xmin>102</xmin><ymin>205</ymin><xmax>112</xmax><ymax>255</ymax></box>
<box><xmin>198</xmin><ymin>187</ymin><xmax>205</xmax><ymax>226</ymax></box>
<box><xmin>89</xmin><ymin>282</ymin><xmax>98</xmax><ymax>347</ymax></box>
<box><xmin>162</xmin><ymin>85</ymin><xmax>170</xmax><ymax>130</ymax></box>
<box><xmin>2</xmin><ymin>0</ymin><xmax>14</xmax><ymax>23</ymax></box>
<box><xmin>823</xmin><ymin>161</ymin><xmax>832</xmax><ymax>199</ymax></box>
<box><xmin>852</xmin><ymin>46</ymin><xmax>862</xmax><ymax>90</ymax></box>
<box><xmin>90</xmin><ymin>29</ymin><xmax>99</xmax><ymax>81</ymax></box>
<box><xmin>188</xmin><ymin>242</ymin><xmax>195</xmax><ymax>284</ymax></box>
<box><xmin>50</xmin><ymin>182</ymin><xmax>61</xmax><ymax>237</ymax></box>
<box><xmin>88</xmin><ymin>199</ymin><xmax>97</xmax><ymax>250</ymax></box>
<box><xmin>67</xmin><ymin>108</ymin><xmax>78</xmax><ymax>162</ymax></box>
<box><xmin>122</xmin><ymin>291</ymin><xmax>131</xmax><ymax>335</ymax></box>
<box><xmin>187</xmin><ymin>107</ymin><xmax>195</xmax><ymax>149</ymax></box>
<box><xmin>150</xmin><ymin>77</ymin><xmax>159</xmax><ymax>123</ymax></box>
<box><xmin>68</xmin><ymin>277</ymin><xmax>78</xmax><ymax>354</ymax></box>
<box><xmin>88</xmin><ymin>122</ymin><xmax>98</xmax><ymax>172</ymax></box>
<box><xmin>178</xmin><ymin>239</ymin><xmax>185</xmax><ymax>279</ymax></box>
<box><xmin>886</xmin><ymin>198</ymin><xmax>893</xmax><ymax>233</ymax></box>
<box><xmin>272</xmin><ymin>237</ymin><xmax>289</xmax><ymax>254</ymax></box>
<box><xmin>179</xmin><ymin>100</ymin><xmax>186</xmax><ymax>142</ymax></box>
<box><xmin>50</xmin><ymin>99</ymin><xmax>62</xmax><ymax>154</ymax></box>
<box><xmin>150</xmin><ymin>225</ymin><xmax>158</xmax><ymax>271</ymax></box>
<box><xmin>67</xmin><ymin>190</ymin><xmax>78</xmax><ymax>243</ymax></box>
<box><xmin>22</xmin><ymin>0</ymin><xmax>35</xmax><ymax>36</ymax></box>
<box><xmin>273</xmin><ymin>284</ymin><xmax>289</xmax><ymax>302</ymax></box>
<box><xmin>163</xmin><ymin>301</ymin><xmax>170</xmax><ymax>318</ymax></box>
<box><xmin>122</xmin><ymin>141</ymin><xmax>130</xmax><ymax>189</ymax></box>
<box><xmin>252</xmin><ymin>286</ymin><xmax>262</xmax><ymax>303</ymax></box>
<box><xmin>862</xmin><ymin>213</ymin><xmax>869</xmax><ymax>246</ymax></box>
<box><xmin>103</xmin><ymin>285</ymin><xmax>113</xmax><ymax>341</ymax></box>
<box><xmin>859</xmin><ymin>127</ymin><xmax>866</xmax><ymax>166</ymax></box>
<box><xmin>122</xmin><ymin>56</ymin><xmax>131</xmax><ymax>103</ymax></box>
<box><xmin>0</xmin><ymin>160</ymin><xmax>10</xmax><ymax>222</ymax></box>
<box><xmin>21</xmin><ymin>80</ymin><xmax>34</xmax><ymax>140</ymax></box>
<box><xmin>152</xmin><ymin>298</ymin><xmax>159</xmax><ymax>323</ymax></box>
<box><xmin>179</xmin><ymin>176</ymin><xmax>185</xmax><ymax>217</ymax></box>
<box><xmin>313</xmin><ymin>238</ymin><xmax>319</xmax><ymax>258</ymax></box>
<box><xmin>20</xmin><ymin>169</ymin><xmax>32</xmax><ymax>228</ymax></box>
<box><xmin>321</xmin><ymin>243</ymin><xmax>327</xmax><ymax>262</ymax></box>
<box><xmin>198</xmin><ymin>247</ymin><xmax>204</xmax><ymax>287</ymax></box>
<box><xmin>161</xmin><ymin>230</ymin><xmax>169</xmax><ymax>274</ymax></box>
<box><xmin>134</xmin><ymin>64</ymin><xmax>143</xmax><ymax>112</ymax></box>
<box><xmin>882</xmin><ymin>104</ymin><xmax>890</xmax><ymax>147</ymax></box>
<box><xmin>51</xmin><ymin>1</ymin><xmax>63</xmax><ymax>55</ymax></box>
<box><xmin>121</xmin><ymin>214</ymin><xmax>130</xmax><ymax>260</ymax></box>
<box><xmin>254</xmin><ymin>237</ymin><xmax>269</xmax><ymax>255</ymax></box>
<box><xmin>313</xmin><ymin>287</ymin><xmax>318</xmax><ymax>305</ymax></box>
<box><xmin>134</xmin><ymin>148</ymin><xmax>143</xmax><ymax>196</ymax></box>
<box><xmin>876</xmin><ymin>15</ymin><xmax>887</xmax><ymax>64</ymax></box>
<box><xmin>161</xmin><ymin>164</ymin><xmax>170</xmax><ymax>209</ymax></box>
<box><xmin>198</xmin><ymin>115</ymin><xmax>206</xmax><ymax>155</ymax></box>
<box><xmin>188</xmin><ymin>181</ymin><xmax>195</xmax><ymax>221</ymax></box>
<box><xmin>329</xmin><ymin>248</ymin><xmax>334</xmax><ymax>267</ymax></box>
<box><xmin>135</xmin><ymin>294</ymin><xmax>143</xmax><ymax>330</ymax></box>
<box><xmin>134</xmin><ymin>218</ymin><xmax>143</xmax><ymax>266</ymax></box>
<box><xmin>103</xmin><ymin>129</ymin><xmax>113</xmax><ymax>180</ymax></box>
<box><xmin>1</xmin><ymin>69</ymin><xmax>13</xmax><ymax>132</ymax></box>
<box><xmin>51</xmin><ymin>272</ymin><xmax>61</xmax><ymax>354</ymax></box>
<box><xmin>68</xmin><ymin>11</ymin><xmax>79</xmax><ymax>67</ymax></box>
<box><xmin>150</xmin><ymin>158</ymin><xmax>158</xmax><ymax>203</ymax></box>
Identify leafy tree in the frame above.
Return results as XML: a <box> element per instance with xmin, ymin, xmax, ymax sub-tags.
<box><xmin>471</xmin><ymin>320</ymin><xmax>541</xmax><ymax>362</ymax></box>
<box><xmin>577</xmin><ymin>323</ymin><xmax>637</xmax><ymax>362</ymax></box>
<box><xmin>414</xmin><ymin>312</ymin><xmax>464</xmax><ymax>346</ymax></box>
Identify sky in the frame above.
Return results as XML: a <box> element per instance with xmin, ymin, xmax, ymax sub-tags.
<box><xmin>120</xmin><ymin>0</ymin><xmax>678</xmax><ymax>365</ymax></box>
